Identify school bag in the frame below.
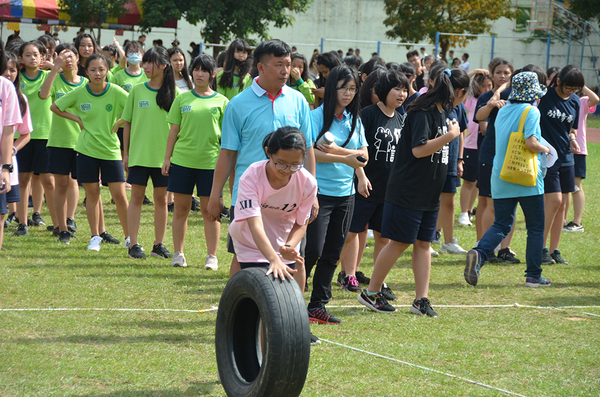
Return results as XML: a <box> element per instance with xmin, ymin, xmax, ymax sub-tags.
<box><xmin>499</xmin><ymin>106</ymin><xmax>537</xmax><ymax>187</ymax></box>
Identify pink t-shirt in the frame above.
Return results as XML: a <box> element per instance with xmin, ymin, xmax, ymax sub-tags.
<box><xmin>575</xmin><ymin>96</ymin><xmax>596</xmax><ymax>156</ymax></box>
<box><xmin>464</xmin><ymin>96</ymin><xmax>479</xmax><ymax>150</ymax></box>
<box><xmin>12</xmin><ymin>96</ymin><xmax>32</xmax><ymax>185</ymax></box>
<box><xmin>0</xmin><ymin>77</ymin><xmax>24</xmax><ymax>185</ymax></box>
<box><xmin>228</xmin><ymin>160</ymin><xmax>318</xmax><ymax>264</ymax></box>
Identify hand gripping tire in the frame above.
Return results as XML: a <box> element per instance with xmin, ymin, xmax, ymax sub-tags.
<box><xmin>215</xmin><ymin>267</ymin><xmax>311</xmax><ymax>397</ymax></box>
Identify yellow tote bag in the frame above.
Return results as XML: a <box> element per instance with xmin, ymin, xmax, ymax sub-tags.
<box><xmin>500</xmin><ymin>106</ymin><xmax>537</xmax><ymax>187</ymax></box>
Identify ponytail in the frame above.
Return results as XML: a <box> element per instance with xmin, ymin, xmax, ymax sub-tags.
<box><xmin>407</xmin><ymin>71</ymin><xmax>454</xmax><ymax>113</ymax></box>
<box><xmin>142</xmin><ymin>47</ymin><xmax>176</xmax><ymax>112</ymax></box>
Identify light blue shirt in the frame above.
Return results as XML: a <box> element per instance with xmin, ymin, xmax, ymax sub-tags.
<box><xmin>491</xmin><ymin>103</ymin><xmax>545</xmax><ymax>199</ymax></box>
<box><xmin>312</xmin><ymin>106</ymin><xmax>367</xmax><ymax>197</ymax></box>
<box><xmin>221</xmin><ymin>78</ymin><xmax>313</xmax><ymax>203</ymax></box>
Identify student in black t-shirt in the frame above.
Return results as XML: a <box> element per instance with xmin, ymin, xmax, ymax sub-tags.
<box><xmin>539</xmin><ymin>65</ymin><xmax>583</xmax><ymax>265</ymax></box>
<box><xmin>406</xmin><ymin>50</ymin><xmax>424</xmax><ymax>90</ymax></box>
<box><xmin>357</xmin><ymin>68</ymin><xmax>465</xmax><ymax>317</ymax></box>
<box><xmin>338</xmin><ymin>69</ymin><xmax>409</xmax><ymax>296</ymax></box>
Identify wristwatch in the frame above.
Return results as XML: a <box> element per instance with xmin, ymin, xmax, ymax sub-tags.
<box><xmin>2</xmin><ymin>164</ymin><xmax>13</xmax><ymax>172</ymax></box>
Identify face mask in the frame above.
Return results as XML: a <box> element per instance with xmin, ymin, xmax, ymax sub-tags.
<box><xmin>127</xmin><ymin>53</ymin><xmax>142</xmax><ymax>65</ymax></box>
<box><xmin>234</xmin><ymin>58</ymin><xmax>248</xmax><ymax>68</ymax></box>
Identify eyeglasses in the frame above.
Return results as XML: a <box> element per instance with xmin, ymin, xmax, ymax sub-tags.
<box><xmin>272</xmin><ymin>159</ymin><xmax>303</xmax><ymax>172</ymax></box>
<box><xmin>562</xmin><ymin>86</ymin><xmax>581</xmax><ymax>94</ymax></box>
<box><xmin>336</xmin><ymin>86</ymin><xmax>357</xmax><ymax>94</ymax></box>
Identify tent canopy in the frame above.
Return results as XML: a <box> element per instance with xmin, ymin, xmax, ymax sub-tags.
<box><xmin>0</xmin><ymin>0</ymin><xmax>176</xmax><ymax>29</ymax></box>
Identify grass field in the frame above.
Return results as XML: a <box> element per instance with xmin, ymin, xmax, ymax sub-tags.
<box><xmin>588</xmin><ymin>114</ymin><xmax>600</xmax><ymax>129</ymax></box>
<box><xmin>1</xmin><ymin>133</ymin><xmax>599</xmax><ymax>396</ymax></box>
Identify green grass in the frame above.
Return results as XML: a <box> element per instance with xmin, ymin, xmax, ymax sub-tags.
<box><xmin>588</xmin><ymin>114</ymin><xmax>600</xmax><ymax>129</ymax></box>
<box><xmin>1</xmin><ymin>145</ymin><xmax>600</xmax><ymax>396</ymax></box>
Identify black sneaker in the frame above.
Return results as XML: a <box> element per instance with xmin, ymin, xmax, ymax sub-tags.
<box><xmin>336</xmin><ymin>270</ymin><xmax>346</xmax><ymax>286</ymax></box>
<box><xmin>67</xmin><ymin>217</ymin><xmax>77</xmax><ymax>233</ymax></box>
<box><xmin>310</xmin><ymin>332</ymin><xmax>321</xmax><ymax>345</ymax></box>
<box><xmin>6</xmin><ymin>212</ymin><xmax>18</xmax><ymax>226</ymax></box>
<box><xmin>82</xmin><ymin>197</ymin><xmax>86</xmax><ymax>207</ymax></box>
<box><xmin>128</xmin><ymin>244</ymin><xmax>147</xmax><ymax>259</ymax></box>
<box><xmin>58</xmin><ymin>230</ymin><xmax>71</xmax><ymax>244</ymax></box>
<box><xmin>51</xmin><ymin>227</ymin><xmax>60</xmax><ymax>236</ymax></box>
<box><xmin>100</xmin><ymin>231</ymin><xmax>120</xmax><ymax>244</ymax></box>
<box><xmin>381</xmin><ymin>283</ymin><xmax>397</xmax><ymax>300</ymax></box>
<box><xmin>143</xmin><ymin>196</ymin><xmax>154</xmax><ymax>206</ymax></box>
<box><xmin>191</xmin><ymin>197</ymin><xmax>201</xmax><ymax>211</ymax></box>
<box><xmin>355</xmin><ymin>271</ymin><xmax>371</xmax><ymax>285</ymax></box>
<box><xmin>28</xmin><ymin>195</ymin><xmax>33</xmax><ymax>208</ymax></box>
<box><xmin>220</xmin><ymin>207</ymin><xmax>230</xmax><ymax>219</ymax></box>
<box><xmin>542</xmin><ymin>247</ymin><xmax>555</xmax><ymax>264</ymax></box>
<box><xmin>307</xmin><ymin>307</ymin><xmax>342</xmax><ymax>324</ymax></box>
<box><xmin>410</xmin><ymin>297</ymin><xmax>438</xmax><ymax>317</ymax></box>
<box><xmin>464</xmin><ymin>249</ymin><xmax>483</xmax><ymax>286</ymax></box>
<box><xmin>357</xmin><ymin>290</ymin><xmax>396</xmax><ymax>313</ymax></box>
<box><xmin>341</xmin><ymin>275</ymin><xmax>361</xmax><ymax>292</ymax></box>
<box><xmin>31</xmin><ymin>212</ymin><xmax>45</xmax><ymax>226</ymax></box>
<box><xmin>151</xmin><ymin>243</ymin><xmax>172</xmax><ymax>258</ymax></box>
<box><xmin>550</xmin><ymin>249</ymin><xmax>568</xmax><ymax>265</ymax></box>
<box><xmin>167</xmin><ymin>202</ymin><xmax>174</xmax><ymax>212</ymax></box>
<box><xmin>13</xmin><ymin>224</ymin><xmax>28</xmax><ymax>236</ymax></box>
<box><xmin>497</xmin><ymin>248</ymin><xmax>521</xmax><ymax>264</ymax></box>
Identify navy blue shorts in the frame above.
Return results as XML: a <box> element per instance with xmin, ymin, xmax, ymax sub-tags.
<box><xmin>462</xmin><ymin>148</ymin><xmax>478</xmax><ymax>182</ymax></box>
<box><xmin>239</xmin><ymin>262</ymin><xmax>296</xmax><ymax>270</ymax></box>
<box><xmin>477</xmin><ymin>162</ymin><xmax>492</xmax><ymax>197</ymax></box>
<box><xmin>574</xmin><ymin>154</ymin><xmax>586</xmax><ymax>179</ymax></box>
<box><xmin>167</xmin><ymin>164</ymin><xmax>214</xmax><ymax>196</ymax></box>
<box><xmin>544</xmin><ymin>163</ymin><xmax>575</xmax><ymax>194</ymax></box>
<box><xmin>47</xmin><ymin>147</ymin><xmax>78</xmax><ymax>178</ymax></box>
<box><xmin>17</xmin><ymin>139</ymin><xmax>49</xmax><ymax>174</ymax></box>
<box><xmin>6</xmin><ymin>184</ymin><xmax>19</xmax><ymax>203</ymax></box>
<box><xmin>380</xmin><ymin>202</ymin><xmax>439</xmax><ymax>244</ymax></box>
<box><xmin>442</xmin><ymin>174</ymin><xmax>459</xmax><ymax>194</ymax></box>
<box><xmin>349</xmin><ymin>199</ymin><xmax>384</xmax><ymax>233</ymax></box>
<box><xmin>76</xmin><ymin>152</ymin><xmax>125</xmax><ymax>184</ymax></box>
<box><xmin>227</xmin><ymin>206</ymin><xmax>236</xmax><ymax>254</ymax></box>
<box><xmin>117</xmin><ymin>128</ymin><xmax>124</xmax><ymax>150</ymax></box>
<box><xmin>0</xmin><ymin>193</ymin><xmax>7</xmax><ymax>215</ymax></box>
<box><xmin>127</xmin><ymin>166</ymin><xmax>168</xmax><ymax>187</ymax></box>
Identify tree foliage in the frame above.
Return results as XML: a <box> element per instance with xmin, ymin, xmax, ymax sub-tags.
<box><xmin>383</xmin><ymin>0</ymin><xmax>516</xmax><ymax>60</ymax></box>
<box><xmin>139</xmin><ymin>0</ymin><xmax>313</xmax><ymax>56</ymax></box>
<box><xmin>59</xmin><ymin>0</ymin><xmax>127</xmax><ymax>43</ymax></box>
<box><xmin>568</xmin><ymin>0</ymin><xmax>600</xmax><ymax>21</ymax></box>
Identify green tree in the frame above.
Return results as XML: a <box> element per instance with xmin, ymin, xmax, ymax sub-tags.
<box><xmin>383</xmin><ymin>0</ymin><xmax>516</xmax><ymax>60</ymax></box>
<box><xmin>59</xmin><ymin>0</ymin><xmax>128</xmax><ymax>43</ymax></box>
<box><xmin>568</xmin><ymin>0</ymin><xmax>600</xmax><ymax>21</ymax></box>
<box><xmin>138</xmin><ymin>0</ymin><xmax>313</xmax><ymax>56</ymax></box>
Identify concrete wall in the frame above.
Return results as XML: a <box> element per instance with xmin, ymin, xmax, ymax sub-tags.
<box><xmin>2</xmin><ymin>0</ymin><xmax>598</xmax><ymax>86</ymax></box>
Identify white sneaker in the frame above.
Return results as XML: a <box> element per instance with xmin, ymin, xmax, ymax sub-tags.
<box><xmin>87</xmin><ymin>235</ymin><xmax>102</xmax><ymax>251</ymax></box>
<box><xmin>458</xmin><ymin>212</ymin><xmax>472</xmax><ymax>226</ymax></box>
<box><xmin>171</xmin><ymin>251</ymin><xmax>187</xmax><ymax>267</ymax></box>
<box><xmin>430</xmin><ymin>246</ymin><xmax>439</xmax><ymax>257</ymax></box>
<box><xmin>123</xmin><ymin>236</ymin><xmax>130</xmax><ymax>249</ymax></box>
<box><xmin>440</xmin><ymin>238</ymin><xmax>468</xmax><ymax>254</ymax></box>
<box><xmin>204</xmin><ymin>254</ymin><xmax>218</xmax><ymax>270</ymax></box>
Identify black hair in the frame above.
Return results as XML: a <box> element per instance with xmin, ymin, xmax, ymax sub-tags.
<box><xmin>262</xmin><ymin>126</ymin><xmax>307</xmax><ymax>158</ymax></box>
<box><xmin>423</xmin><ymin>55</ymin><xmax>434</xmax><ymax>64</ymax></box>
<box><xmin>374</xmin><ymin>69</ymin><xmax>409</xmax><ymax>106</ymax></box>
<box><xmin>4</xmin><ymin>51</ymin><xmax>27</xmax><ymax>117</ymax></box>
<box><xmin>489</xmin><ymin>58</ymin><xmax>514</xmax><ymax>87</ymax></box>
<box><xmin>142</xmin><ymin>46</ymin><xmax>176</xmax><ymax>112</ymax></box>
<box><xmin>85</xmin><ymin>54</ymin><xmax>111</xmax><ymax>70</ymax></box>
<box><xmin>428</xmin><ymin>61</ymin><xmax>449</xmax><ymax>88</ymax></box>
<box><xmin>168</xmin><ymin>47</ymin><xmax>193</xmax><ymax>90</ymax></box>
<box><xmin>469</xmin><ymin>73</ymin><xmax>493</xmax><ymax>98</ymax></box>
<box><xmin>463</xmin><ymin>53</ymin><xmax>469</xmax><ymax>60</ymax></box>
<box><xmin>343</xmin><ymin>55</ymin><xmax>362</xmax><ymax>71</ymax></box>
<box><xmin>521</xmin><ymin>64</ymin><xmax>547</xmax><ymax>88</ymax></box>
<box><xmin>359</xmin><ymin>56</ymin><xmax>385</xmax><ymax>77</ymax></box>
<box><xmin>216</xmin><ymin>51</ymin><xmax>227</xmax><ymax>68</ymax></box>
<box><xmin>124</xmin><ymin>40</ymin><xmax>143</xmax><ymax>55</ymax></box>
<box><xmin>407</xmin><ymin>70</ymin><xmax>455</xmax><ymax>113</ymax></box>
<box><xmin>552</xmin><ymin>64</ymin><xmax>584</xmax><ymax>89</ymax></box>
<box><xmin>74</xmin><ymin>33</ymin><xmax>99</xmax><ymax>59</ymax></box>
<box><xmin>406</xmin><ymin>50</ymin><xmax>419</xmax><ymax>60</ymax></box>
<box><xmin>449</xmin><ymin>68</ymin><xmax>470</xmax><ymax>97</ymax></box>
<box><xmin>55</xmin><ymin>43</ymin><xmax>78</xmax><ymax>58</ymax></box>
<box><xmin>6</xmin><ymin>38</ymin><xmax>24</xmax><ymax>55</ymax></box>
<box><xmin>359</xmin><ymin>67</ymin><xmax>386</xmax><ymax>109</ymax></box>
<box><xmin>290</xmin><ymin>53</ymin><xmax>310</xmax><ymax>82</ymax></box>
<box><xmin>37</xmin><ymin>35</ymin><xmax>56</xmax><ymax>54</ymax></box>
<box><xmin>18</xmin><ymin>40</ymin><xmax>45</xmax><ymax>59</ymax></box>
<box><xmin>189</xmin><ymin>54</ymin><xmax>217</xmax><ymax>82</ymax></box>
<box><xmin>315</xmin><ymin>52</ymin><xmax>342</xmax><ymax>88</ymax></box>
<box><xmin>317</xmin><ymin>65</ymin><xmax>360</xmax><ymax>146</ymax></box>
<box><xmin>546</xmin><ymin>66</ymin><xmax>560</xmax><ymax>82</ymax></box>
<box><xmin>102</xmin><ymin>45</ymin><xmax>117</xmax><ymax>58</ymax></box>
<box><xmin>399</xmin><ymin>62</ymin><xmax>416</xmax><ymax>79</ymax></box>
<box><xmin>253</xmin><ymin>39</ymin><xmax>291</xmax><ymax>69</ymax></box>
<box><xmin>219</xmin><ymin>39</ymin><xmax>253</xmax><ymax>91</ymax></box>
<box><xmin>386</xmin><ymin>62</ymin><xmax>401</xmax><ymax>71</ymax></box>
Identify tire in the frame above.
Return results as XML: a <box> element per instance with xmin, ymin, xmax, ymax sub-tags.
<box><xmin>215</xmin><ymin>267</ymin><xmax>311</xmax><ymax>397</ymax></box>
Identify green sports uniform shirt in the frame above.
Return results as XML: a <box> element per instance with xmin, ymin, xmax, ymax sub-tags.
<box><xmin>216</xmin><ymin>71</ymin><xmax>252</xmax><ymax>100</ymax></box>
<box><xmin>47</xmin><ymin>74</ymin><xmax>88</xmax><ymax>149</ymax></box>
<box><xmin>55</xmin><ymin>83</ymin><xmax>128</xmax><ymax>161</ymax></box>
<box><xmin>166</xmin><ymin>90</ymin><xmax>228</xmax><ymax>169</ymax></box>
<box><xmin>20</xmin><ymin>70</ymin><xmax>52</xmax><ymax>139</ymax></box>
<box><xmin>111</xmin><ymin>69</ymin><xmax>149</xmax><ymax>92</ymax></box>
<box><xmin>121</xmin><ymin>82</ymin><xmax>180</xmax><ymax>168</ymax></box>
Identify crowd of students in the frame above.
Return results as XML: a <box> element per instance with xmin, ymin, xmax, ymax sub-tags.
<box><xmin>0</xmin><ymin>33</ymin><xmax>598</xmax><ymax>342</ymax></box>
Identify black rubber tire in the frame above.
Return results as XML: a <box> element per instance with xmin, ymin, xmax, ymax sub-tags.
<box><xmin>215</xmin><ymin>267</ymin><xmax>311</xmax><ymax>397</ymax></box>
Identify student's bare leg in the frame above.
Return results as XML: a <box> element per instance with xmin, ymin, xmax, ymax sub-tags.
<box><xmin>572</xmin><ymin>177</ymin><xmax>584</xmax><ymax>225</ymax></box>
<box><xmin>153</xmin><ymin>187</ymin><xmax>168</xmax><ymax>245</ymax></box>
<box><xmin>412</xmin><ymin>240</ymin><xmax>432</xmax><ymax>299</ymax></box>
<box><xmin>31</xmin><ymin>174</ymin><xmax>44</xmax><ymax>214</ymax></box>
<box><xmin>500</xmin><ymin>218</ymin><xmax>517</xmax><ymax>250</ymax></box>
<box><xmin>0</xmin><ymin>214</ymin><xmax>6</xmax><ymax>249</ymax></box>
<box><xmin>355</xmin><ymin>229</ymin><xmax>369</xmax><ymax>271</ymax></box>
<box><xmin>294</xmin><ymin>261</ymin><xmax>306</xmax><ymax>293</ymax></box>
<box><xmin>481</xmin><ymin>197</ymin><xmax>495</xmax><ymax>235</ymax></box>
<box><xmin>108</xmin><ymin>182</ymin><xmax>129</xmax><ymax>237</ymax></box>
<box><xmin>53</xmin><ymin>174</ymin><xmax>70</xmax><ymax>232</ymax></box>
<box><xmin>172</xmin><ymin>193</ymin><xmax>191</xmax><ymax>253</ymax></box>
<box><xmin>549</xmin><ymin>193</ymin><xmax>568</xmax><ymax>251</ymax></box>
<box><xmin>372</xmin><ymin>231</ymin><xmax>389</xmax><ymax>264</ymax></box>
<box><xmin>40</xmin><ymin>173</ymin><xmax>58</xmax><ymax>226</ymax></box>
<box><xmin>475</xmin><ymin>195</ymin><xmax>487</xmax><ymax>241</ymax></box>
<box><xmin>83</xmin><ymin>182</ymin><xmax>101</xmax><ymax>236</ymax></box>
<box><xmin>440</xmin><ymin>193</ymin><xmax>455</xmax><ymax>243</ymax></box>
<box><xmin>67</xmin><ymin>177</ymin><xmax>79</xmax><ymax>219</ymax></box>
<box><xmin>8</xmin><ymin>202</ymin><xmax>16</xmax><ymax>216</ymax></box>
<box><xmin>367</xmin><ymin>240</ymin><xmax>410</xmax><ymax>292</ymax></box>
<box><xmin>340</xmin><ymin>231</ymin><xmax>359</xmax><ymax>276</ymax></box>
<box><xmin>543</xmin><ymin>192</ymin><xmax>562</xmax><ymax>247</ymax></box>
<box><xmin>127</xmin><ymin>184</ymin><xmax>145</xmax><ymax>246</ymax></box>
<box><xmin>199</xmin><ymin>196</ymin><xmax>219</xmax><ymax>256</ymax></box>
<box><xmin>229</xmin><ymin>256</ymin><xmax>241</xmax><ymax>278</ymax></box>
<box><xmin>460</xmin><ymin>180</ymin><xmax>477</xmax><ymax>213</ymax></box>
<box><xmin>17</xmin><ymin>172</ymin><xmax>32</xmax><ymax>225</ymax></box>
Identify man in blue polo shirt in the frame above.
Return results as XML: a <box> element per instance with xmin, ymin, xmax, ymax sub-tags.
<box><xmin>207</xmin><ymin>39</ymin><xmax>316</xmax><ymax>278</ymax></box>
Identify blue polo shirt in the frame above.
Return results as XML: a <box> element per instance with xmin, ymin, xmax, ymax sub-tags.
<box><xmin>311</xmin><ymin>106</ymin><xmax>367</xmax><ymax>197</ymax></box>
<box><xmin>221</xmin><ymin>78</ymin><xmax>313</xmax><ymax>203</ymax></box>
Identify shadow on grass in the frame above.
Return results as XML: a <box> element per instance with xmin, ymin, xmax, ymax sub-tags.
<box><xmin>111</xmin><ymin>319</ymin><xmax>216</xmax><ymax>330</ymax></box>
<box><xmin>72</xmin><ymin>381</ymin><xmax>222</xmax><ymax>396</ymax></box>
<box><xmin>11</xmin><ymin>332</ymin><xmax>215</xmax><ymax>345</ymax></box>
